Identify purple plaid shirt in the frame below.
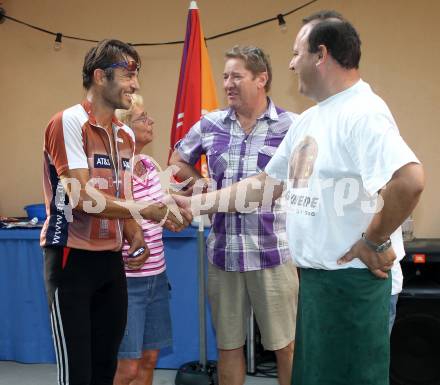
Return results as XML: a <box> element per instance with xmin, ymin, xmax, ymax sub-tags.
<box><xmin>176</xmin><ymin>99</ymin><xmax>297</xmax><ymax>271</ymax></box>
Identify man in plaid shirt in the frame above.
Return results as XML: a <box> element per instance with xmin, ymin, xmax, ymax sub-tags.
<box><xmin>170</xmin><ymin>45</ymin><xmax>299</xmax><ymax>385</ymax></box>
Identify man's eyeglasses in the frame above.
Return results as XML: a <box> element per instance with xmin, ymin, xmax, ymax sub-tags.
<box><xmin>106</xmin><ymin>60</ymin><xmax>140</xmax><ymax>72</ymax></box>
<box><xmin>131</xmin><ymin>113</ymin><xmax>152</xmax><ymax>125</ymax></box>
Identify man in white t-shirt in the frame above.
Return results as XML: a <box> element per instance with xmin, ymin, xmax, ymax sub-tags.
<box><xmin>173</xmin><ymin>10</ymin><xmax>424</xmax><ymax>385</ymax></box>
<box><xmin>265</xmin><ymin>12</ymin><xmax>424</xmax><ymax>385</ymax></box>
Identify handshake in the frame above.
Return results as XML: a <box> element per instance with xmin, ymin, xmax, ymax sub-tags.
<box><xmin>138</xmin><ymin>177</ymin><xmax>223</xmax><ymax>232</ymax></box>
<box><xmin>138</xmin><ymin>193</ymin><xmax>195</xmax><ymax>232</ymax></box>
<box><xmin>144</xmin><ymin>172</ymin><xmax>278</xmax><ymax>231</ymax></box>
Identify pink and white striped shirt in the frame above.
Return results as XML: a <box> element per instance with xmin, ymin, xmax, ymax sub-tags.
<box><xmin>122</xmin><ymin>155</ymin><xmax>166</xmax><ymax>277</ymax></box>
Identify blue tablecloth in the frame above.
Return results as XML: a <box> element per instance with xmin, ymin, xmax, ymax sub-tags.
<box><xmin>0</xmin><ymin>227</ymin><xmax>217</xmax><ymax>368</ymax></box>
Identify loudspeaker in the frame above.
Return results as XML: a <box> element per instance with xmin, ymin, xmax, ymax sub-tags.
<box><xmin>390</xmin><ymin>257</ymin><xmax>440</xmax><ymax>385</ymax></box>
<box><xmin>390</xmin><ymin>297</ymin><xmax>440</xmax><ymax>385</ymax></box>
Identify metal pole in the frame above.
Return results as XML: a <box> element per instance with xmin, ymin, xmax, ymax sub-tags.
<box><xmin>197</xmin><ymin>220</ymin><xmax>207</xmax><ymax>369</ymax></box>
<box><xmin>246</xmin><ymin>308</ymin><xmax>256</xmax><ymax>374</ymax></box>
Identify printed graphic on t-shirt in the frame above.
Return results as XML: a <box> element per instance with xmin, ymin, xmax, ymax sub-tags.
<box><xmin>285</xmin><ymin>136</ymin><xmax>320</xmax><ymax>216</ymax></box>
<box><xmin>288</xmin><ymin>136</ymin><xmax>318</xmax><ymax>188</ymax></box>
<box><xmin>133</xmin><ymin>158</ymin><xmax>149</xmax><ymax>184</ymax></box>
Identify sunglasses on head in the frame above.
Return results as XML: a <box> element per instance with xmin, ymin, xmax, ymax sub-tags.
<box><xmin>106</xmin><ymin>60</ymin><xmax>140</xmax><ymax>72</ymax></box>
<box><xmin>131</xmin><ymin>113</ymin><xmax>152</xmax><ymax>125</ymax></box>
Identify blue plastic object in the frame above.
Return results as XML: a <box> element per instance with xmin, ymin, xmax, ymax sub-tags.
<box><xmin>24</xmin><ymin>204</ymin><xmax>47</xmax><ymax>221</ymax></box>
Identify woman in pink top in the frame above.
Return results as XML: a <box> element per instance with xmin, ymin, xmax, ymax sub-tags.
<box><xmin>114</xmin><ymin>95</ymin><xmax>172</xmax><ymax>385</ymax></box>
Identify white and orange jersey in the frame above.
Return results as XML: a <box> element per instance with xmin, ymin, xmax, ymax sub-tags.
<box><xmin>40</xmin><ymin>100</ymin><xmax>135</xmax><ymax>251</ymax></box>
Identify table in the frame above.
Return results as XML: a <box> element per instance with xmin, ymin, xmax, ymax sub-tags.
<box><xmin>0</xmin><ymin>229</ymin><xmax>54</xmax><ymax>363</ymax></box>
<box><xmin>0</xmin><ymin>227</ymin><xmax>217</xmax><ymax>368</ymax></box>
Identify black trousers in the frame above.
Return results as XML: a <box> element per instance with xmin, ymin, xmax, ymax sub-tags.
<box><xmin>44</xmin><ymin>247</ymin><xmax>127</xmax><ymax>385</ymax></box>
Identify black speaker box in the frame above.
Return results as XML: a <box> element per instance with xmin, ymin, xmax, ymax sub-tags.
<box><xmin>390</xmin><ymin>244</ymin><xmax>440</xmax><ymax>385</ymax></box>
<box><xmin>391</xmin><ymin>297</ymin><xmax>440</xmax><ymax>385</ymax></box>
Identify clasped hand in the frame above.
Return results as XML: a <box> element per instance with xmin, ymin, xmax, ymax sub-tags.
<box><xmin>146</xmin><ymin>196</ymin><xmax>193</xmax><ymax>232</ymax></box>
<box><xmin>337</xmin><ymin>239</ymin><xmax>396</xmax><ymax>279</ymax></box>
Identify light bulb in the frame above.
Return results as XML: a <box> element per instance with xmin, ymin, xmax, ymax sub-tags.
<box><xmin>0</xmin><ymin>7</ymin><xmax>6</xmax><ymax>24</ymax></box>
<box><xmin>277</xmin><ymin>14</ymin><xmax>287</xmax><ymax>33</ymax></box>
<box><xmin>54</xmin><ymin>33</ymin><xmax>62</xmax><ymax>51</ymax></box>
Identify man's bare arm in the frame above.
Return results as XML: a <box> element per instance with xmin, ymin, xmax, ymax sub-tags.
<box><xmin>60</xmin><ymin>169</ymin><xmax>186</xmax><ymax>230</ymax></box>
<box><xmin>185</xmin><ymin>172</ymin><xmax>284</xmax><ymax>215</ymax></box>
<box><xmin>365</xmin><ymin>162</ymin><xmax>424</xmax><ymax>243</ymax></box>
<box><xmin>339</xmin><ymin>162</ymin><xmax>425</xmax><ymax>277</ymax></box>
<box><xmin>169</xmin><ymin>150</ymin><xmax>203</xmax><ymax>188</ymax></box>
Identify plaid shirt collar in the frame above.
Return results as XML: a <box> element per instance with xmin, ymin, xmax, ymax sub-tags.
<box><xmin>222</xmin><ymin>98</ymin><xmax>280</xmax><ymax>124</ymax></box>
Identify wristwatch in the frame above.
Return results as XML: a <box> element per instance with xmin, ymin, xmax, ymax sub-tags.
<box><xmin>361</xmin><ymin>233</ymin><xmax>392</xmax><ymax>253</ymax></box>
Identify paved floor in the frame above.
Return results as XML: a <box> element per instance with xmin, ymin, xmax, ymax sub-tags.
<box><xmin>0</xmin><ymin>361</ymin><xmax>278</xmax><ymax>385</ymax></box>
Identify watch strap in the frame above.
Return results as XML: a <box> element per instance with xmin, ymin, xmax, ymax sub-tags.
<box><xmin>361</xmin><ymin>233</ymin><xmax>392</xmax><ymax>253</ymax></box>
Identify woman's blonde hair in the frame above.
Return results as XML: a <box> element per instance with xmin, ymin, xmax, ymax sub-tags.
<box><xmin>115</xmin><ymin>94</ymin><xmax>144</xmax><ymax>125</ymax></box>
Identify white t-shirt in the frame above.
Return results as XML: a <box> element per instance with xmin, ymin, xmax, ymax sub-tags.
<box><xmin>391</xmin><ymin>259</ymin><xmax>404</xmax><ymax>295</ymax></box>
<box><xmin>266</xmin><ymin>79</ymin><xmax>419</xmax><ymax>284</ymax></box>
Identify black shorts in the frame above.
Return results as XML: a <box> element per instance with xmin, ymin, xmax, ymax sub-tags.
<box><xmin>44</xmin><ymin>247</ymin><xmax>127</xmax><ymax>385</ymax></box>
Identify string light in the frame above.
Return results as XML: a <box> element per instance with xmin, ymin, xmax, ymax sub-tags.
<box><xmin>54</xmin><ymin>33</ymin><xmax>62</xmax><ymax>51</ymax></box>
<box><xmin>277</xmin><ymin>14</ymin><xmax>287</xmax><ymax>32</ymax></box>
<box><xmin>0</xmin><ymin>0</ymin><xmax>318</xmax><ymax>47</ymax></box>
<box><xmin>0</xmin><ymin>7</ymin><xmax>6</xmax><ymax>24</ymax></box>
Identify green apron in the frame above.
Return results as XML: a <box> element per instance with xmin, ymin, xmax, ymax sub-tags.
<box><xmin>292</xmin><ymin>268</ymin><xmax>391</xmax><ymax>385</ymax></box>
